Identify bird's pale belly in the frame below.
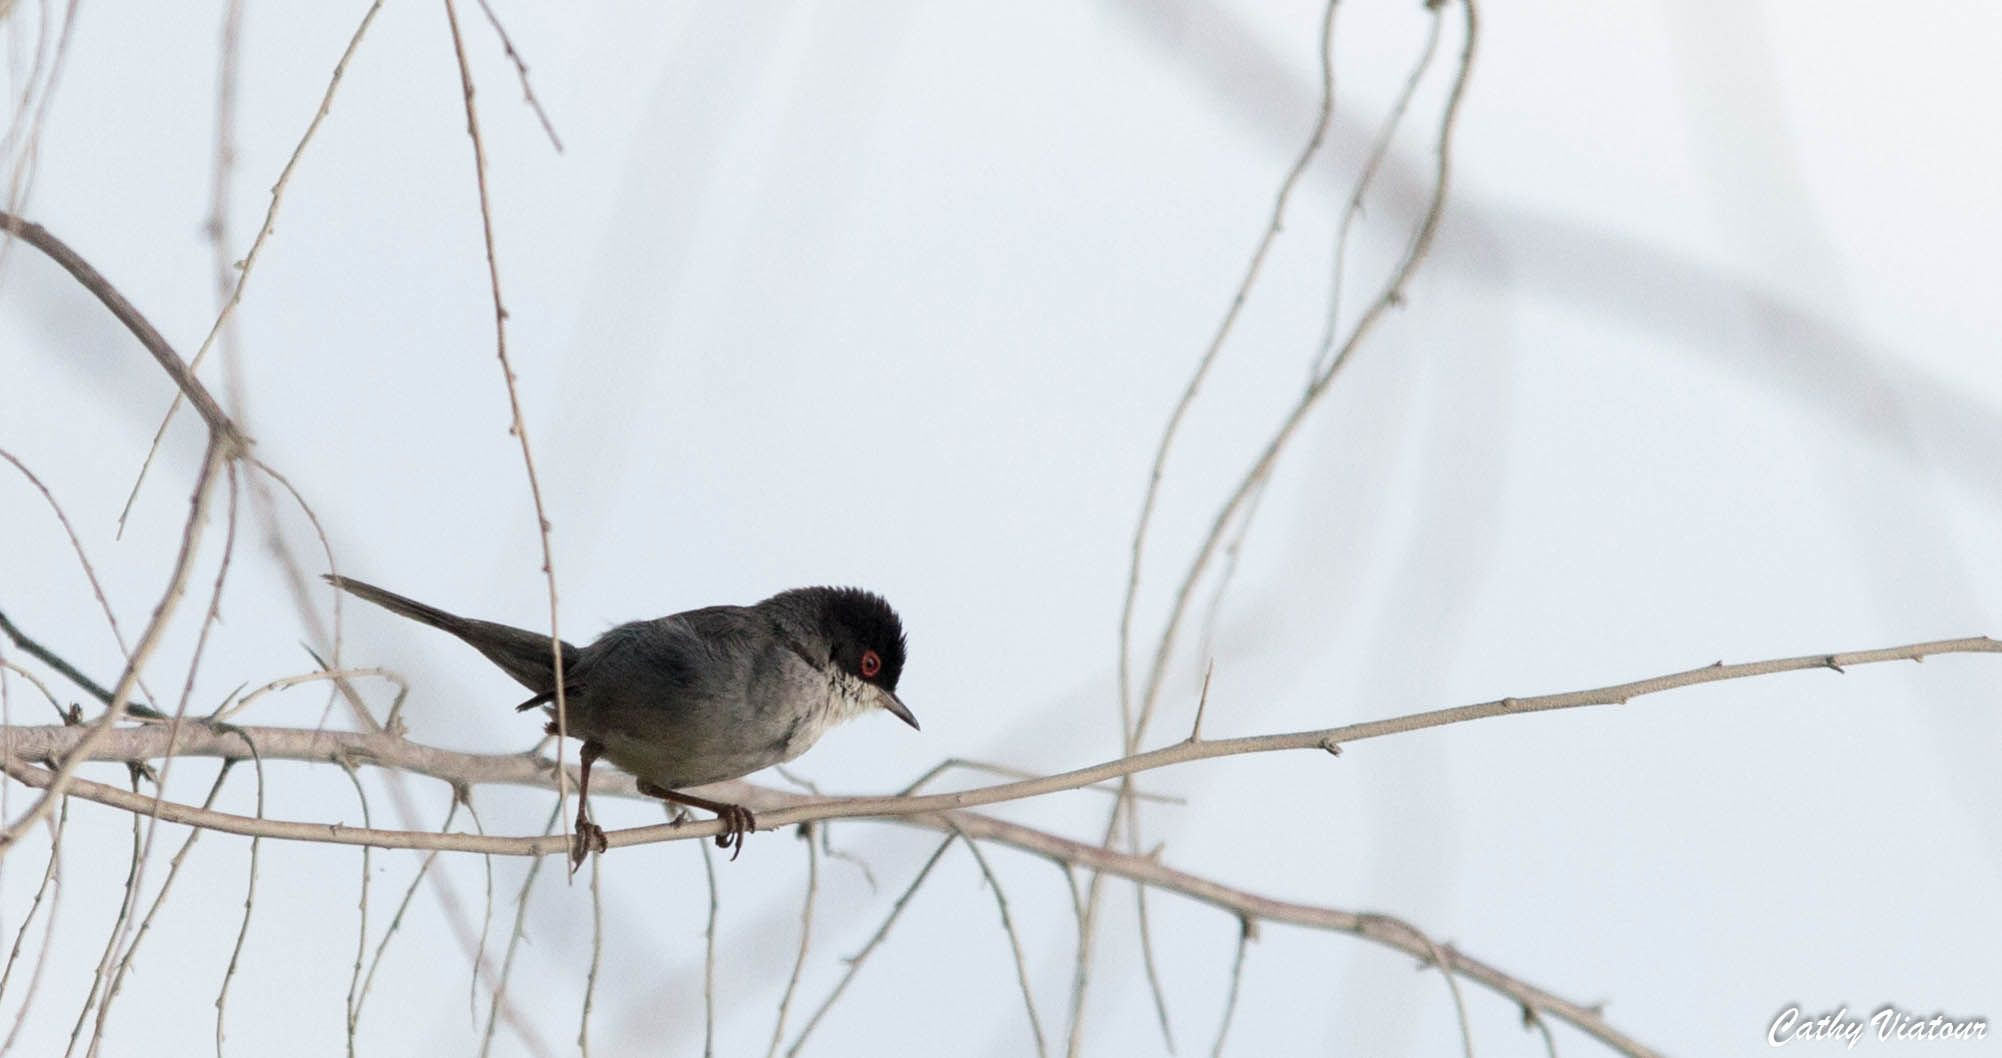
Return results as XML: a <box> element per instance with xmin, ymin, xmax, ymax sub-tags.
<box><xmin>591</xmin><ymin>710</ymin><xmax>825</xmax><ymax>790</ymax></box>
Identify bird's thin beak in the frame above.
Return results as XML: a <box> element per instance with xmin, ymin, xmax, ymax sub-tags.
<box><xmin>873</xmin><ymin>686</ymin><xmax>920</xmax><ymax>730</ymax></box>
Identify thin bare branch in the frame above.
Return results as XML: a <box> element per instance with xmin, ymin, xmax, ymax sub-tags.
<box><xmin>90</xmin><ymin>764</ymin><xmax>236</xmax><ymax>1056</ymax></box>
<box><xmin>0</xmin><ymin>661</ymin><xmax>65</xmax><ymax>723</ymax></box>
<box><xmin>765</xmin><ymin>829</ymin><xmax>819</xmax><ymax>1058</ymax></box>
<box><xmin>476</xmin><ymin>804</ymin><xmax>561</xmax><ymax>1058</ymax></box>
<box><xmin>1094</xmin><ymin>4</ymin><xmax>1350</xmax><ymax>1043</ymax></box>
<box><xmin>0</xmin><ymin>449</ymin><xmax>162</xmax><ymax>718</ymax></box>
<box><xmin>0</xmin><ymin>809</ymin><xmax>57</xmax><ymax>999</ymax></box>
<box><xmin>579</xmin><ymin>852</ymin><xmax>601</xmax><ymax>1057</ymax></box>
<box><xmin>1117</xmin><ymin>0</ymin><xmax>1345</xmax><ymax>747</ymax></box>
<box><xmin>439</xmin><ymin>0</ymin><xmax>572</xmax><ymax>865</ymax></box>
<box><xmin>1361</xmin><ymin>912</ymin><xmax>1475</xmax><ymax>1058</ymax></box>
<box><xmin>117</xmin><ymin>0</ymin><xmax>384</xmax><ymax>526</ymax></box>
<box><xmin>1132</xmin><ymin>0</ymin><xmax>1478</xmax><ymax>751</ymax></box>
<box><xmin>697</xmin><ymin>833</ymin><xmax>719</xmax><ymax>1058</ymax></box>
<box><xmin>339</xmin><ymin>762</ymin><xmax>373</xmax><ymax>1058</ymax></box>
<box><xmin>212</xmin><ymin>667</ymin><xmax>404</xmax><ymax>724</ymax></box>
<box><xmin>464</xmin><ymin>790</ymin><xmax>494</xmax><ymax>1027</ymax></box>
<box><xmin>1209</xmin><ymin>918</ymin><xmax>1254</xmax><ymax>1058</ymax></box>
<box><xmin>951</xmin><ymin>828</ymin><xmax>1048</xmax><ymax>1058</ymax></box>
<box><xmin>355</xmin><ymin>797</ymin><xmax>462</xmax><ymax>1031</ymax></box>
<box><xmin>2</xmin><ymin>435</ymin><xmax>227</xmax><ymax>854</ymax></box>
<box><xmin>96</xmin><ymin>465</ymin><xmax>241</xmax><ymax>1032</ymax></box>
<box><xmin>0</xmin><ymin>214</ymin><xmax>241</xmax><ymax>446</ymax></box>
<box><xmin>0</xmin><ymin>798</ymin><xmax>64</xmax><ymax>1056</ymax></box>
<box><xmin>897</xmin><ymin>758</ymin><xmax>1182</xmax><ymax>805</ymax></box>
<box><xmin>4</xmin><ymin>636</ymin><xmax>1993</xmax><ymax>855</ymax></box>
<box><xmin>213</xmin><ymin>737</ymin><xmax>263</xmax><ymax>1058</ymax></box>
<box><xmin>472</xmin><ymin>0</ymin><xmax>563</xmax><ymax>151</ymax></box>
<box><xmin>1</xmin><ymin>633</ymin><xmax>1985</xmax><ymax>1058</ymax></box>
<box><xmin>63</xmin><ymin>770</ymin><xmax>143</xmax><ymax>1058</ymax></box>
<box><xmin>784</xmin><ymin>836</ymin><xmax>955</xmax><ymax>1058</ymax></box>
<box><xmin>1135</xmin><ymin>873</ymin><xmax>1177</xmax><ymax>1053</ymax></box>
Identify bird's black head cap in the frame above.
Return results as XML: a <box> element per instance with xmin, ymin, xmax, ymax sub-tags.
<box><xmin>773</xmin><ymin>586</ymin><xmax>907</xmax><ymax>691</ymax></box>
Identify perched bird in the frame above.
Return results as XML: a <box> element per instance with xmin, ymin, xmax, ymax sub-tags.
<box><xmin>323</xmin><ymin>575</ymin><xmax>915</xmax><ymax>862</ymax></box>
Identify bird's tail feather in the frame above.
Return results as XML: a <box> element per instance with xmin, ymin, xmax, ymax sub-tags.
<box><xmin>323</xmin><ymin>574</ymin><xmax>579</xmax><ymax>696</ymax></box>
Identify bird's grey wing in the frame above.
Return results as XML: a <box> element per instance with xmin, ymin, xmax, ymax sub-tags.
<box><xmin>573</xmin><ymin>607</ymin><xmax>766</xmax><ymax>722</ymax></box>
<box><xmin>574</xmin><ymin>606</ymin><xmax>786</xmax><ymax>787</ymax></box>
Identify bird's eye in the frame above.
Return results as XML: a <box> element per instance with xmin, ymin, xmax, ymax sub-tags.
<box><xmin>860</xmin><ymin>649</ymin><xmax>882</xmax><ymax>679</ymax></box>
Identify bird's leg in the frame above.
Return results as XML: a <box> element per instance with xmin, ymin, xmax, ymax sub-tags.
<box><xmin>570</xmin><ymin>740</ymin><xmax>609</xmax><ymax>868</ymax></box>
<box><xmin>636</xmin><ymin>780</ymin><xmax>757</xmax><ymax>861</ymax></box>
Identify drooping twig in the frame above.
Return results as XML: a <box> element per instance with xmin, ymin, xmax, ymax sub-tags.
<box><xmin>439</xmin><ymin>0</ymin><xmax>572</xmax><ymax>866</ymax></box>
<box><xmin>0</xmin><ymin>448</ymin><xmax>163</xmax><ymax>718</ymax></box>
<box><xmin>213</xmin><ymin>735</ymin><xmax>263</xmax><ymax>1058</ymax></box>
<box><xmin>89</xmin><ymin>764</ymin><xmax>237</xmax><ymax>1056</ymax></box>
<box><xmin>63</xmin><ymin>770</ymin><xmax>144</xmax><ymax>1058</ymax></box>
<box><xmin>116</xmin><ymin>0</ymin><xmax>385</xmax><ymax>528</ymax></box>
<box><xmin>1360</xmin><ymin>912</ymin><xmax>1475</xmax><ymax>1058</ymax></box>
<box><xmin>476</xmin><ymin>805</ymin><xmax>561</xmax><ymax>1058</ymax></box>
<box><xmin>95</xmin><ymin>464</ymin><xmax>242</xmax><ymax>1050</ymax></box>
<box><xmin>1095</xmin><ymin>4</ymin><xmax>1352</xmax><ymax>1044</ymax></box>
<box><xmin>354</xmin><ymin>797</ymin><xmax>463</xmax><ymax>1031</ymax></box>
<box><xmin>951</xmin><ymin>827</ymin><xmax>1049</xmax><ymax>1058</ymax></box>
<box><xmin>784</xmin><ymin>836</ymin><xmax>955</xmax><ymax>1058</ymax></box>
<box><xmin>579</xmin><ymin>851</ymin><xmax>602</xmax><ymax>1057</ymax></box>
<box><xmin>0</xmin><ymin>799</ymin><xmax>66</xmax><ymax>1055</ymax></box>
<box><xmin>764</xmin><ymin>829</ymin><xmax>820</xmax><ymax>1058</ymax></box>
<box><xmin>697</xmin><ymin>833</ymin><xmax>720</xmax><ymax>1058</ymax></box>
<box><xmin>339</xmin><ymin>762</ymin><xmax>373</xmax><ymax>1058</ymax></box>
<box><xmin>1209</xmin><ymin>918</ymin><xmax>1254</xmax><ymax>1058</ymax></box>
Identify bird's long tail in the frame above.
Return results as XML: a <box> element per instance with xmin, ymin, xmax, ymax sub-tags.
<box><xmin>323</xmin><ymin>574</ymin><xmax>579</xmax><ymax>697</ymax></box>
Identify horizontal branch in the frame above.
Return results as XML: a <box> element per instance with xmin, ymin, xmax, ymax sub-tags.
<box><xmin>6</xmin><ymin>635</ymin><xmax>1988</xmax><ymax>1058</ymax></box>
<box><xmin>0</xmin><ymin>743</ymin><xmax>1662</xmax><ymax>1055</ymax></box>
<box><xmin>3</xmin><ymin>635</ymin><xmax>1992</xmax><ymax>856</ymax></box>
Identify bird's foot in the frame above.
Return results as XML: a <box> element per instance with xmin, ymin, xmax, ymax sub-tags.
<box><xmin>713</xmin><ymin>804</ymin><xmax>756</xmax><ymax>861</ymax></box>
<box><xmin>638</xmin><ymin>781</ymin><xmax>758</xmax><ymax>861</ymax></box>
<box><xmin>569</xmin><ymin>820</ymin><xmax>607</xmax><ymax>870</ymax></box>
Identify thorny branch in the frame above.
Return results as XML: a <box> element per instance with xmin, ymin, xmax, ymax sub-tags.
<box><xmin>3</xmin><ymin>636</ymin><xmax>1991</xmax><ymax>1055</ymax></box>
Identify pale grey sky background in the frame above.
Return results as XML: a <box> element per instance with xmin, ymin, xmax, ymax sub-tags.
<box><xmin>3</xmin><ymin>2</ymin><xmax>1998</xmax><ymax>1056</ymax></box>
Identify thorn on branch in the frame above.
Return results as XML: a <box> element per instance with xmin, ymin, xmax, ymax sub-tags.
<box><xmin>1823</xmin><ymin>655</ymin><xmax>1846</xmax><ymax>674</ymax></box>
<box><xmin>1320</xmin><ymin>738</ymin><xmax>1343</xmax><ymax>756</ymax></box>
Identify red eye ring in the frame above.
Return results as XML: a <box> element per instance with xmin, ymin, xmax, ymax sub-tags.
<box><xmin>859</xmin><ymin>649</ymin><xmax>882</xmax><ymax>679</ymax></box>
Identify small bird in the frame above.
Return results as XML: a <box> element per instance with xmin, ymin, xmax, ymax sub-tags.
<box><xmin>324</xmin><ymin>575</ymin><xmax>915</xmax><ymax>863</ymax></box>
